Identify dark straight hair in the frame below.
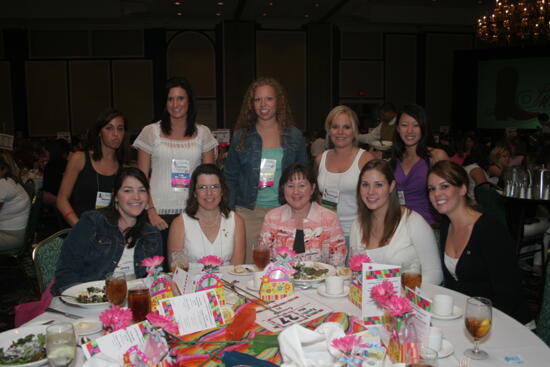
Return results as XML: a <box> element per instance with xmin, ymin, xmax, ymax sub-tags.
<box><xmin>278</xmin><ymin>162</ymin><xmax>320</xmax><ymax>205</ymax></box>
<box><xmin>186</xmin><ymin>164</ymin><xmax>231</xmax><ymax>219</ymax></box>
<box><xmin>160</xmin><ymin>77</ymin><xmax>197</xmax><ymax>137</ymax></box>
<box><xmin>87</xmin><ymin>108</ymin><xmax>127</xmax><ymax>165</ymax></box>
<box><xmin>103</xmin><ymin>167</ymin><xmax>151</xmax><ymax>248</ymax></box>
<box><xmin>391</xmin><ymin>104</ymin><xmax>431</xmax><ymax>166</ymax></box>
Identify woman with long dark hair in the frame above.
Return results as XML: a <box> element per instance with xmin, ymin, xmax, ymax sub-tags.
<box><xmin>350</xmin><ymin>159</ymin><xmax>442</xmax><ymax>284</ymax></box>
<box><xmin>57</xmin><ymin>108</ymin><xmax>127</xmax><ymax>226</ymax></box>
<box><xmin>55</xmin><ymin>167</ymin><xmax>163</xmax><ymax>293</ymax></box>
<box><xmin>391</xmin><ymin>104</ymin><xmax>448</xmax><ymax>226</ymax></box>
<box><xmin>134</xmin><ymin>77</ymin><xmax>217</xmax><ymax>236</ymax></box>
<box><xmin>167</xmin><ymin>164</ymin><xmax>245</xmax><ymax>266</ymax></box>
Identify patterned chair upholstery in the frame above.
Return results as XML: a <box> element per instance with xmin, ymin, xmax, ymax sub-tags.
<box><xmin>537</xmin><ymin>258</ymin><xmax>550</xmax><ymax>346</ymax></box>
<box><xmin>32</xmin><ymin>228</ymin><xmax>70</xmax><ymax>293</ymax></box>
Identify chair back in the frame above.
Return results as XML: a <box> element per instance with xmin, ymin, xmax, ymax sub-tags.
<box><xmin>474</xmin><ymin>182</ymin><xmax>508</xmax><ymax>229</ymax></box>
<box><xmin>537</xmin><ymin>257</ymin><xmax>550</xmax><ymax>346</ymax></box>
<box><xmin>32</xmin><ymin>228</ymin><xmax>70</xmax><ymax>293</ymax></box>
<box><xmin>25</xmin><ymin>190</ymin><xmax>43</xmax><ymax>247</ymax></box>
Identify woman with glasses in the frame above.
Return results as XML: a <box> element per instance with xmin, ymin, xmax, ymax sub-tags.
<box><xmin>259</xmin><ymin>163</ymin><xmax>347</xmax><ymax>266</ymax></box>
<box><xmin>167</xmin><ymin>164</ymin><xmax>245</xmax><ymax>266</ymax></box>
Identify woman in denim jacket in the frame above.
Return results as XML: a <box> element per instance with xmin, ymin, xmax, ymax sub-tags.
<box><xmin>55</xmin><ymin>167</ymin><xmax>163</xmax><ymax>293</ymax></box>
<box><xmin>224</xmin><ymin>77</ymin><xmax>308</xmax><ymax>263</ymax></box>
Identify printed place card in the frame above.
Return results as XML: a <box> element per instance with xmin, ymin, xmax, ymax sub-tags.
<box><xmin>82</xmin><ymin>322</ymin><xmax>148</xmax><ymax>363</ymax></box>
<box><xmin>361</xmin><ymin>263</ymin><xmax>401</xmax><ymax>324</ymax></box>
<box><xmin>404</xmin><ymin>286</ymin><xmax>432</xmax><ymax>345</ymax></box>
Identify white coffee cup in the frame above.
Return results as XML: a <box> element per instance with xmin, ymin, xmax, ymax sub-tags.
<box><xmin>428</xmin><ymin>326</ymin><xmax>443</xmax><ymax>351</ymax></box>
<box><xmin>325</xmin><ymin>276</ymin><xmax>344</xmax><ymax>295</ymax></box>
<box><xmin>433</xmin><ymin>294</ymin><xmax>454</xmax><ymax>316</ymax></box>
<box><xmin>253</xmin><ymin>271</ymin><xmax>263</xmax><ymax>289</ymax></box>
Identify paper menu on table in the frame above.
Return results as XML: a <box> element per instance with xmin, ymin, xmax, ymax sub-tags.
<box><xmin>361</xmin><ymin>263</ymin><xmax>401</xmax><ymax>324</ymax></box>
<box><xmin>157</xmin><ymin>289</ymin><xmax>225</xmax><ymax>336</ymax></box>
<box><xmin>255</xmin><ymin>293</ymin><xmax>330</xmax><ymax>332</ymax></box>
<box><xmin>404</xmin><ymin>287</ymin><xmax>432</xmax><ymax>345</ymax></box>
<box><xmin>81</xmin><ymin>322</ymin><xmax>148</xmax><ymax>363</ymax></box>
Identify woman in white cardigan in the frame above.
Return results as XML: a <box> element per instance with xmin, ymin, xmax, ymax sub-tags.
<box><xmin>349</xmin><ymin>159</ymin><xmax>443</xmax><ymax>284</ymax></box>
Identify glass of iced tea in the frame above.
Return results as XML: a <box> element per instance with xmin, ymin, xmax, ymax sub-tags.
<box><xmin>105</xmin><ymin>271</ymin><xmax>127</xmax><ymax>306</ymax></box>
<box><xmin>402</xmin><ymin>263</ymin><xmax>422</xmax><ymax>291</ymax></box>
<box><xmin>252</xmin><ymin>243</ymin><xmax>271</xmax><ymax>271</ymax></box>
<box><xmin>170</xmin><ymin>249</ymin><xmax>189</xmax><ymax>273</ymax></box>
<box><xmin>128</xmin><ymin>285</ymin><xmax>151</xmax><ymax>323</ymax></box>
<box><xmin>464</xmin><ymin>296</ymin><xmax>492</xmax><ymax>360</ymax></box>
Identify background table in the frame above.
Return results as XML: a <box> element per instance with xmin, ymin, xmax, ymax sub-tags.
<box><xmin>23</xmin><ymin>267</ymin><xmax>550</xmax><ymax>366</ymax></box>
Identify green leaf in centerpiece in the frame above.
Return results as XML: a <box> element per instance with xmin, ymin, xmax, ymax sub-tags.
<box><xmin>248</xmin><ymin>334</ymin><xmax>279</xmax><ymax>354</ymax></box>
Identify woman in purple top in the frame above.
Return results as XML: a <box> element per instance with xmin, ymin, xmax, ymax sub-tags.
<box><xmin>390</xmin><ymin>104</ymin><xmax>448</xmax><ymax>226</ymax></box>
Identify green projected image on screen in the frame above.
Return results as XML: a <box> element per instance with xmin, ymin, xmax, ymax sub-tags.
<box><xmin>477</xmin><ymin>57</ymin><xmax>550</xmax><ymax>129</ymax></box>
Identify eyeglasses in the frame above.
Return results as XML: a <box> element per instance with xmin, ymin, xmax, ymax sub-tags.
<box><xmin>197</xmin><ymin>184</ymin><xmax>221</xmax><ymax>192</ymax></box>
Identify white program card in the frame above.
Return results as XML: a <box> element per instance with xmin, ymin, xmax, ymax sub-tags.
<box><xmin>255</xmin><ymin>293</ymin><xmax>330</xmax><ymax>332</ymax></box>
<box><xmin>157</xmin><ymin>289</ymin><xmax>224</xmax><ymax>336</ymax></box>
<box><xmin>404</xmin><ymin>286</ymin><xmax>432</xmax><ymax>345</ymax></box>
<box><xmin>361</xmin><ymin>263</ymin><xmax>401</xmax><ymax>323</ymax></box>
<box><xmin>81</xmin><ymin>322</ymin><xmax>147</xmax><ymax>363</ymax></box>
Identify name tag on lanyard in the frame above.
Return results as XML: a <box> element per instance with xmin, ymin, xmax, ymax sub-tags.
<box><xmin>95</xmin><ymin>191</ymin><xmax>112</xmax><ymax>209</ymax></box>
<box><xmin>171</xmin><ymin>159</ymin><xmax>191</xmax><ymax>191</ymax></box>
<box><xmin>259</xmin><ymin>158</ymin><xmax>277</xmax><ymax>190</ymax></box>
<box><xmin>321</xmin><ymin>188</ymin><xmax>339</xmax><ymax>212</ymax></box>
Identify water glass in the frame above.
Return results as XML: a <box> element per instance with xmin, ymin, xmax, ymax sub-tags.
<box><xmin>46</xmin><ymin>323</ymin><xmax>76</xmax><ymax>367</ymax></box>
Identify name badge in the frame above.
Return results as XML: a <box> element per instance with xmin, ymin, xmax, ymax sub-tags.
<box><xmin>171</xmin><ymin>159</ymin><xmax>191</xmax><ymax>191</ymax></box>
<box><xmin>95</xmin><ymin>191</ymin><xmax>112</xmax><ymax>209</ymax></box>
<box><xmin>259</xmin><ymin>158</ymin><xmax>277</xmax><ymax>190</ymax></box>
<box><xmin>398</xmin><ymin>190</ymin><xmax>406</xmax><ymax>206</ymax></box>
<box><xmin>321</xmin><ymin>188</ymin><xmax>339</xmax><ymax>211</ymax></box>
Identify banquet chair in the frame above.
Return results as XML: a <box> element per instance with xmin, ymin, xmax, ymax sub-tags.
<box><xmin>32</xmin><ymin>228</ymin><xmax>70</xmax><ymax>293</ymax></box>
<box><xmin>536</xmin><ymin>255</ymin><xmax>550</xmax><ymax>346</ymax></box>
<box><xmin>474</xmin><ymin>182</ymin><xmax>508</xmax><ymax>229</ymax></box>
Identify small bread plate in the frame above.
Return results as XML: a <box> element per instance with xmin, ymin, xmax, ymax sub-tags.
<box><xmin>292</xmin><ymin>261</ymin><xmax>336</xmax><ymax>289</ymax></box>
<box><xmin>337</xmin><ymin>266</ymin><xmax>352</xmax><ymax>280</ymax></box>
<box><xmin>317</xmin><ymin>284</ymin><xmax>350</xmax><ymax>298</ymax></box>
<box><xmin>61</xmin><ymin>280</ymin><xmax>109</xmax><ymax>309</ymax></box>
<box><xmin>72</xmin><ymin>319</ymin><xmax>102</xmax><ymax>336</ymax></box>
<box><xmin>0</xmin><ymin>325</ymin><xmax>48</xmax><ymax>367</ymax></box>
<box><xmin>228</xmin><ymin>264</ymin><xmax>256</xmax><ymax>276</ymax></box>
<box><xmin>246</xmin><ymin>279</ymin><xmax>260</xmax><ymax>292</ymax></box>
<box><xmin>438</xmin><ymin>339</ymin><xmax>454</xmax><ymax>359</ymax></box>
<box><xmin>430</xmin><ymin>305</ymin><xmax>464</xmax><ymax>320</ymax></box>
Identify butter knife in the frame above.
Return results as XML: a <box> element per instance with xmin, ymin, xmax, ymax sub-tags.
<box><xmin>45</xmin><ymin>307</ymin><xmax>83</xmax><ymax>319</ymax></box>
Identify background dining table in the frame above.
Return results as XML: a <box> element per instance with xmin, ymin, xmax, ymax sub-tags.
<box><xmin>22</xmin><ymin>265</ymin><xmax>550</xmax><ymax>366</ymax></box>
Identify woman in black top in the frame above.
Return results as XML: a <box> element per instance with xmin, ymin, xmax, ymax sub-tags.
<box><xmin>427</xmin><ymin>160</ymin><xmax>531</xmax><ymax>324</ymax></box>
<box><xmin>57</xmin><ymin>109</ymin><xmax>127</xmax><ymax>226</ymax></box>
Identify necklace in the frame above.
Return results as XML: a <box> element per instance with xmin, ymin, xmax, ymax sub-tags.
<box><xmin>198</xmin><ymin>212</ymin><xmax>221</xmax><ymax>228</ymax></box>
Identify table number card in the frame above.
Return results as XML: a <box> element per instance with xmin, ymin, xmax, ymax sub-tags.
<box><xmin>361</xmin><ymin>263</ymin><xmax>401</xmax><ymax>324</ymax></box>
<box><xmin>157</xmin><ymin>289</ymin><xmax>225</xmax><ymax>336</ymax></box>
<box><xmin>404</xmin><ymin>287</ymin><xmax>432</xmax><ymax>345</ymax></box>
<box><xmin>256</xmin><ymin>292</ymin><xmax>330</xmax><ymax>332</ymax></box>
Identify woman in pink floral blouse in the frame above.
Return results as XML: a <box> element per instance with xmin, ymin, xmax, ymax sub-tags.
<box><xmin>258</xmin><ymin>163</ymin><xmax>347</xmax><ymax>266</ymax></box>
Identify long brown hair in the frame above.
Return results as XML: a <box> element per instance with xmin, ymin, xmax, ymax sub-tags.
<box><xmin>428</xmin><ymin>160</ymin><xmax>477</xmax><ymax>210</ymax></box>
<box><xmin>356</xmin><ymin>159</ymin><xmax>403</xmax><ymax>248</ymax></box>
<box><xmin>234</xmin><ymin>77</ymin><xmax>294</xmax><ymax>150</ymax></box>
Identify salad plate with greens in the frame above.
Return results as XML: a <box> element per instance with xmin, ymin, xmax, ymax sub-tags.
<box><xmin>61</xmin><ymin>280</ymin><xmax>109</xmax><ymax>309</ymax></box>
<box><xmin>0</xmin><ymin>325</ymin><xmax>47</xmax><ymax>367</ymax></box>
<box><xmin>292</xmin><ymin>261</ymin><xmax>336</xmax><ymax>289</ymax></box>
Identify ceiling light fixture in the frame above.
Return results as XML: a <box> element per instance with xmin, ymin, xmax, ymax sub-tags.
<box><xmin>217</xmin><ymin>1</ymin><xmax>224</xmax><ymax>5</ymax></box>
<box><xmin>177</xmin><ymin>12</ymin><xmax>182</xmax><ymax>16</ymax></box>
<box><xmin>262</xmin><ymin>12</ymin><xmax>268</xmax><ymax>17</ymax></box>
<box><xmin>476</xmin><ymin>0</ymin><xmax>549</xmax><ymax>45</ymax></box>
<box><xmin>173</xmin><ymin>1</ymin><xmax>182</xmax><ymax>5</ymax></box>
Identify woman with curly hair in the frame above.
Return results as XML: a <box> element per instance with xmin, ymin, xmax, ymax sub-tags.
<box><xmin>224</xmin><ymin>77</ymin><xmax>308</xmax><ymax>262</ymax></box>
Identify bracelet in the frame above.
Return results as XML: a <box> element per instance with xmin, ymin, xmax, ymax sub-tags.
<box><xmin>63</xmin><ymin>211</ymin><xmax>75</xmax><ymax>219</ymax></box>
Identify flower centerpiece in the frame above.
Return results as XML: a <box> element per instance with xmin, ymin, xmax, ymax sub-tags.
<box><xmin>198</xmin><ymin>255</ymin><xmax>223</xmax><ymax>273</ymax></box>
<box><xmin>348</xmin><ymin>253</ymin><xmax>372</xmax><ymax>308</ymax></box>
<box><xmin>259</xmin><ymin>247</ymin><xmax>296</xmax><ymax>301</ymax></box>
<box><xmin>331</xmin><ymin>335</ymin><xmax>367</xmax><ymax>367</ymax></box>
<box><xmin>99</xmin><ymin>305</ymin><xmax>133</xmax><ymax>334</ymax></box>
<box><xmin>370</xmin><ymin>281</ymin><xmax>416</xmax><ymax>364</ymax></box>
<box><xmin>141</xmin><ymin>256</ymin><xmax>164</xmax><ymax>276</ymax></box>
<box><xmin>274</xmin><ymin>247</ymin><xmax>297</xmax><ymax>273</ymax></box>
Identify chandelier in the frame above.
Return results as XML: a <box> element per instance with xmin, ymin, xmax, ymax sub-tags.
<box><xmin>476</xmin><ymin>0</ymin><xmax>549</xmax><ymax>44</ymax></box>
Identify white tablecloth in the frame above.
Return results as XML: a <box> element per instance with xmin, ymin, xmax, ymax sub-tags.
<box><xmin>23</xmin><ymin>266</ymin><xmax>550</xmax><ymax>366</ymax></box>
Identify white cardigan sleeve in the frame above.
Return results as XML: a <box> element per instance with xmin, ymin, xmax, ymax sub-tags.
<box><xmin>405</xmin><ymin>211</ymin><xmax>443</xmax><ymax>285</ymax></box>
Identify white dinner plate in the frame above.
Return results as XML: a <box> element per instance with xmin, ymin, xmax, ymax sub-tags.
<box><xmin>0</xmin><ymin>325</ymin><xmax>48</xmax><ymax>367</ymax></box>
<box><xmin>228</xmin><ymin>264</ymin><xmax>256</xmax><ymax>276</ymax></box>
<box><xmin>72</xmin><ymin>319</ymin><xmax>102</xmax><ymax>336</ymax></box>
<box><xmin>61</xmin><ymin>280</ymin><xmax>109</xmax><ymax>309</ymax></box>
<box><xmin>317</xmin><ymin>284</ymin><xmax>350</xmax><ymax>298</ymax></box>
<box><xmin>292</xmin><ymin>262</ymin><xmax>336</xmax><ymax>284</ymax></box>
<box><xmin>431</xmin><ymin>305</ymin><xmax>464</xmax><ymax>320</ymax></box>
<box><xmin>438</xmin><ymin>339</ymin><xmax>454</xmax><ymax>359</ymax></box>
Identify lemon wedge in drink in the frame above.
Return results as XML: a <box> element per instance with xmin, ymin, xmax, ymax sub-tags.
<box><xmin>476</xmin><ymin>318</ymin><xmax>491</xmax><ymax>338</ymax></box>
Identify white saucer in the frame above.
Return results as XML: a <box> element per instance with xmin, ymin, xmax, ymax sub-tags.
<box><xmin>438</xmin><ymin>339</ymin><xmax>454</xmax><ymax>358</ymax></box>
<box><xmin>431</xmin><ymin>305</ymin><xmax>464</xmax><ymax>320</ymax></box>
<box><xmin>73</xmin><ymin>319</ymin><xmax>102</xmax><ymax>335</ymax></box>
<box><xmin>316</xmin><ymin>284</ymin><xmax>350</xmax><ymax>298</ymax></box>
<box><xmin>246</xmin><ymin>279</ymin><xmax>260</xmax><ymax>291</ymax></box>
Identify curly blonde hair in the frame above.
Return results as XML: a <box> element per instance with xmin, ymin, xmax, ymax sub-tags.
<box><xmin>234</xmin><ymin>77</ymin><xmax>294</xmax><ymax>150</ymax></box>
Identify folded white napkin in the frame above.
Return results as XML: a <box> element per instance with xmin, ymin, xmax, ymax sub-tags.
<box><xmin>81</xmin><ymin>353</ymin><xmax>120</xmax><ymax>367</ymax></box>
<box><xmin>278</xmin><ymin>322</ymin><xmax>346</xmax><ymax>367</ymax></box>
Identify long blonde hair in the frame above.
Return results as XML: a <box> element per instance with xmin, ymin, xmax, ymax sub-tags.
<box><xmin>234</xmin><ymin>77</ymin><xmax>294</xmax><ymax>150</ymax></box>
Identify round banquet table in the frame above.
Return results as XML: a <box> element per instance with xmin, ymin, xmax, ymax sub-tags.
<box><xmin>23</xmin><ymin>266</ymin><xmax>550</xmax><ymax>366</ymax></box>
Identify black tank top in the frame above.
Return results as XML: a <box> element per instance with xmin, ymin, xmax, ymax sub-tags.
<box><xmin>70</xmin><ymin>152</ymin><xmax>117</xmax><ymax>217</ymax></box>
